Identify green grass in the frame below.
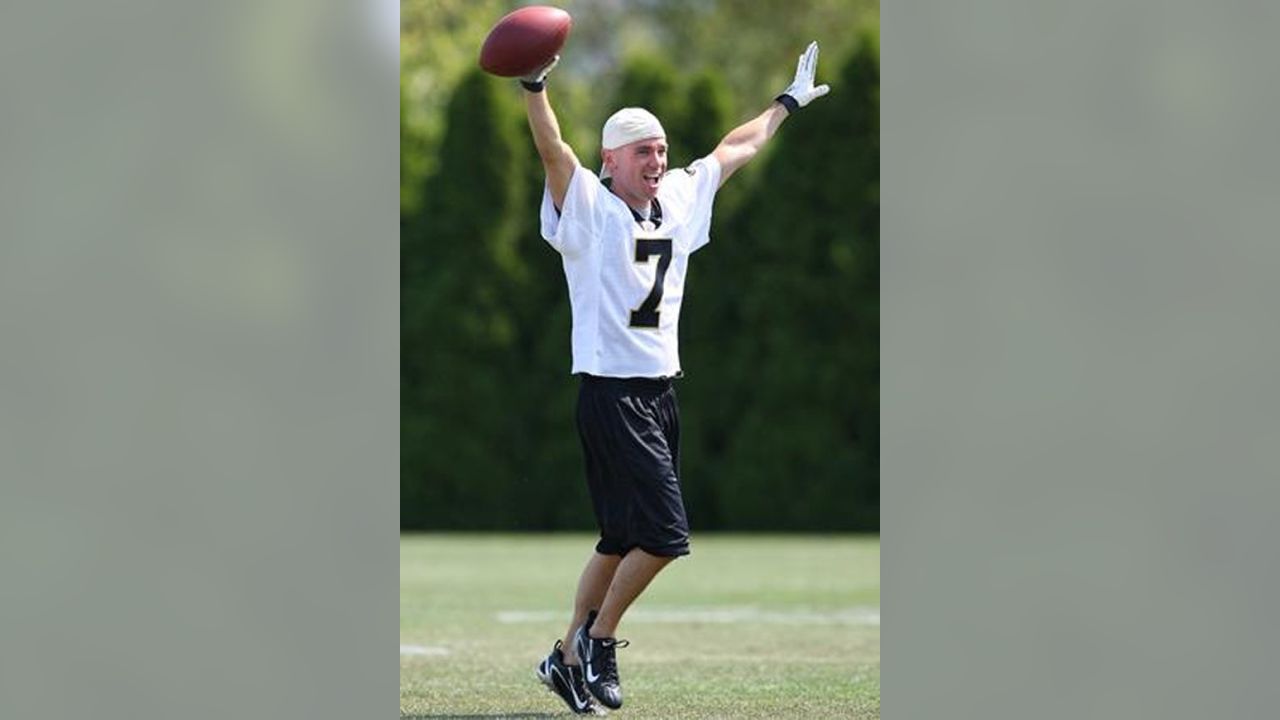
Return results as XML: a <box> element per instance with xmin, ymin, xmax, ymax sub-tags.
<box><xmin>401</xmin><ymin>534</ymin><xmax>879</xmax><ymax>719</ymax></box>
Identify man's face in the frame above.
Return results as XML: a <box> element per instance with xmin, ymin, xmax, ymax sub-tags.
<box><xmin>603</xmin><ymin>137</ymin><xmax>668</xmax><ymax>207</ymax></box>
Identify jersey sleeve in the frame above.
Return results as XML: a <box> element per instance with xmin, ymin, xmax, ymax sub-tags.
<box><xmin>673</xmin><ymin>155</ymin><xmax>722</xmax><ymax>253</ymax></box>
<box><xmin>540</xmin><ymin>164</ymin><xmax>605</xmax><ymax>257</ymax></box>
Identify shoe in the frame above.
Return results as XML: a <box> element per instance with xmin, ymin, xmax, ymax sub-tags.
<box><xmin>535</xmin><ymin>640</ymin><xmax>600</xmax><ymax>715</ymax></box>
<box><xmin>573</xmin><ymin>611</ymin><xmax>631</xmax><ymax>710</ymax></box>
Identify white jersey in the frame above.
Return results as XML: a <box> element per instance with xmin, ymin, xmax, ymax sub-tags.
<box><xmin>540</xmin><ymin>155</ymin><xmax>722</xmax><ymax>378</ymax></box>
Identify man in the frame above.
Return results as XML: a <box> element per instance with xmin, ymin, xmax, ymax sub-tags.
<box><xmin>525</xmin><ymin>43</ymin><xmax>830</xmax><ymax>715</ymax></box>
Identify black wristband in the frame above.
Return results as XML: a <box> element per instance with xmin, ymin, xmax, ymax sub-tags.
<box><xmin>521</xmin><ymin>79</ymin><xmax>545</xmax><ymax>93</ymax></box>
<box><xmin>775</xmin><ymin>93</ymin><xmax>799</xmax><ymax>113</ymax></box>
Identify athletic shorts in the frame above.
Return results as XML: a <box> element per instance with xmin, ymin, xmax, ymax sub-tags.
<box><xmin>576</xmin><ymin>374</ymin><xmax>691</xmax><ymax>558</ymax></box>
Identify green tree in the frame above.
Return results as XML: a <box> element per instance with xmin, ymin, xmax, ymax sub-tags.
<box><xmin>401</xmin><ymin>69</ymin><xmax>533</xmax><ymax>529</ymax></box>
<box><xmin>400</xmin><ymin>0</ymin><xmax>505</xmax><ymax>201</ymax></box>
<box><xmin>691</xmin><ymin>31</ymin><xmax>879</xmax><ymax>530</ymax></box>
<box><xmin>677</xmin><ymin>70</ymin><xmax>733</xmax><ymax>162</ymax></box>
<box><xmin>610</xmin><ymin>54</ymin><xmax>689</xmax><ymax>166</ymax></box>
<box><xmin>640</xmin><ymin>0</ymin><xmax>877</xmax><ymax>107</ymax></box>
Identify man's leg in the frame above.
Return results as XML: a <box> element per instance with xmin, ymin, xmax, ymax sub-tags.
<box><xmin>572</xmin><ymin>547</ymin><xmax>675</xmax><ymax>709</ymax></box>
<box><xmin>590</xmin><ymin>547</ymin><xmax>674</xmax><ymax>638</ymax></box>
<box><xmin>561</xmin><ymin>551</ymin><xmax>621</xmax><ymax>664</ymax></box>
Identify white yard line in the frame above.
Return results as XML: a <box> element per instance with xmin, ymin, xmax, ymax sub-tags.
<box><xmin>399</xmin><ymin>644</ymin><xmax>450</xmax><ymax>656</ymax></box>
<box><xmin>496</xmin><ymin>606</ymin><xmax>880</xmax><ymax>626</ymax></box>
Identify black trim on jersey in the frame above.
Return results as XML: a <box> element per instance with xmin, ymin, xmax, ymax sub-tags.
<box><xmin>632</xmin><ymin>198</ymin><xmax>663</xmax><ymax>230</ymax></box>
<box><xmin>602</xmin><ymin>177</ymin><xmax>663</xmax><ymax>230</ymax></box>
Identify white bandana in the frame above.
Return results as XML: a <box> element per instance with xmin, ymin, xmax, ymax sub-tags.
<box><xmin>599</xmin><ymin>107</ymin><xmax>665</xmax><ymax>179</ymax></box>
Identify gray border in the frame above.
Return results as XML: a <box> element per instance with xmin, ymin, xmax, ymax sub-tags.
<box><xmin>0</xmin><ymin>2</ymin><xmax>399</xmax><ymax>717</ymax></box>
<box><xmin>885</xmin><ymin>1</ymin><xmax>1280</xmax><ymax>718</ymax></box>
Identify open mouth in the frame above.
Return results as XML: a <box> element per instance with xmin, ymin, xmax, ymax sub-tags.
<box><xmin>643</xmin><ymin>173</ymin><xmax>660</xmax><ymax>190</ymax></box>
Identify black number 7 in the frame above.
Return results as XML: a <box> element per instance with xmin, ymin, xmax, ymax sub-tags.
<box><xmin>629</xmin><ymin>238</ymin><xmax>673</xmax><ymax>329</ymax></box>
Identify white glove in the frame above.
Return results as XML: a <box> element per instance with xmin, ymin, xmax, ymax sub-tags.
<box><xmin>776</xmin><ymin>42</ymin><xmax>830</xmax><ymax>111</ymax></box>
<box><xmin>520</xmin><ymin>55</ymin><xmax>560</xmax><ymax>92</ymax></box>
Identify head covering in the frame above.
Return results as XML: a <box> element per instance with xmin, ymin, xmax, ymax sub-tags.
<box><xmin>599</xmin><ymin>107</ymin><xmax>665</xmax><ymax>179</ymax></box>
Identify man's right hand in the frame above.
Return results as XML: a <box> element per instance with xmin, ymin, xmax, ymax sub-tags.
<box><xmin>521</xmin><ymin>55</ymin><xmax>560</xmax><ymax>93</ymax></box>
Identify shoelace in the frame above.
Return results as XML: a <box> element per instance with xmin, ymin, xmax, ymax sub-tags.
<box><xmin>592</xmin><ymin>638</ymin><xmax>630</xmax><ymax>684</ymax></box>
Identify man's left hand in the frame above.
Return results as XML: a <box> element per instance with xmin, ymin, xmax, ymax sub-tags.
<box><xmin>777</xmin><ymin>42</ymin><xmax>830</xmax><ymax>112</ymax></box>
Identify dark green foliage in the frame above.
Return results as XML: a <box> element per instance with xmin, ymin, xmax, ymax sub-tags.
<box><xmin>402</xmin><ymin>70</ymin><xmax>541</xmax><ymax>530</ymax></box>
<box><xmin>691</xmin><ymin>31</ymin><xmax>880</xmax><ymax>530</ymax></box>
<box><xmin>680</xmin><ymin>72</ymin><xmax>734</xmax><ymax>157</ymax></box>
<box><xmin>611</xmin><ymin>54</ymin><xmax>690</xmax><ymax>166</ymax></box>
<box><xmin>402</xmin><ymin>33</ymin><xmax>879</xmax><ymax>531</ymax></box>
<box><xmin>402</xmin><ymin>70</ymin><xmax>599</xmax><ymax>531</ymax></box>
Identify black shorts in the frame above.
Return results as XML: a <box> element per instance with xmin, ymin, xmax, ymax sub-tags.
<box><xmin>576</xmin><ymin>374</ymin><xmax>690</xmax><ymax>558</ymax></box>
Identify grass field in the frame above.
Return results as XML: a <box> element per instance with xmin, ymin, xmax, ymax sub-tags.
<box><xmin>401</xmin><ymin>534</ymin><xmax>879</xmax><ymax>719</ymax></box>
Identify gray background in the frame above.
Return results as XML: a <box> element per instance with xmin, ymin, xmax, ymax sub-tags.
<box><xmin>885</xmin><ymin>0</ymin><xmax>1280</xmax><ymax>718</ymax></box>
<box><xmin>0</xmin><ymin>0</ymin><xmax>398</xmax><ymax>717</ymax></box>
<box><xmin>2</xmin><ymin>0</ymin><xmax>1278</xmax><ymax>717</ymax></box>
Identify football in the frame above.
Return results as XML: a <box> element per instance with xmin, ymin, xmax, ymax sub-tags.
<box><xmin>478</xmin><ymin>6</ymin><xmax>573</xmax><ymax>78</ymax></box>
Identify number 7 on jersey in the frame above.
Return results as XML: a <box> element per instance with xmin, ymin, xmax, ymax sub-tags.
<box><xmin>629</xmin><ymin>238</ymin><xmax>673</xmax><ymax>329</ymax></box>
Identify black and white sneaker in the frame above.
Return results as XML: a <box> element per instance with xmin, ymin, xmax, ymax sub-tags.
<box><xmin>573</xmin><ymin>611</ymin><xmax>631</xmax><ymax>710</ymax></box>
<box><xmin>535</xmin><ymin>640</ymin><xmax>600</xmax><ymax>715</ymax></box>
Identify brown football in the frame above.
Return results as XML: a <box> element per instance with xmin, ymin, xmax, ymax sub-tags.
<box><xmin>478</xmin><ymin>6</ymin><xmax>573</xmax><ymax>78</ymax></box>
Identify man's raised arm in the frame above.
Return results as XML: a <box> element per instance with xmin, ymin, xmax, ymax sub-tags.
<box><xmin>712</xmin><ymin>42</ymin><xmax>830</xmax><ymax>186</ymax></box>
<box><xmin>521</xmin><ymin>57</ymin><xmax>578</xmax><ymax>209</ymax></box>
